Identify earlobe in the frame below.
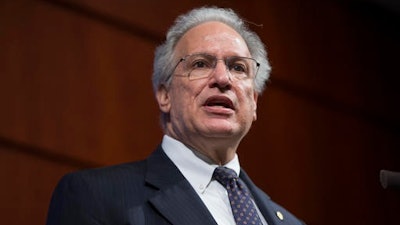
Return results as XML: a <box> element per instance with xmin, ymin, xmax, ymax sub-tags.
<box><xmin>253</xmin><ymin>109</ymin><xmax>257</xmax><ymax>121</ymax></box>
<box><xmin>156</xmin><ymin>85</ymin><xmax>171</xmax><ymax>113</ymax></box>
<box><xmin>253</xmin><ymin>92</ymin><xmax>258</xmax><ymax>121</ymax></box>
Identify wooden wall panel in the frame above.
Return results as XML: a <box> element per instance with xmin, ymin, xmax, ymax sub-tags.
<box><xmin>241</xmin><ymin>84</ymin><xmax>400</xmax><ymax>224</ymax></box>
<box><xmin>0</xmin><ymin>146</ymin><xmax>78</xmax><ymax>225</ymax></box>
<box><xmin>252</xmin><ymin>0</ymin><xmax>399</xmax><ymax>126</ymax></box>
<box><xmin>1</xmin><ymin>0</ymin><xmax>161</xmax><ymax>166</ymax></box>
<box><xmin>60</xmin><ymin>0</ymin><xmax>266</xmax><ymax>37</ymax></box>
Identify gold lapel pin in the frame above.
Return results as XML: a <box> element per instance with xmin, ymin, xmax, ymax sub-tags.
<box><xmin>276</xmin><ymin>211</ymin><xmax>284</xmax><ymax>221</ymax></box>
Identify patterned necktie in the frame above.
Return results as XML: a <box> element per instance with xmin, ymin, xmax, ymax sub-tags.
<box><xmin>213</xmin><ymin>166</ymin><xmax>263</xmax><ymax>225</ymax></box>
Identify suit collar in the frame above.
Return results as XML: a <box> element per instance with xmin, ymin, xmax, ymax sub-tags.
<box><xmin>144</xmin><ymin>145</ymin><xmax>182</xmax><ymax>189</ymax></box>
<box><xmin>143</xmin><ymin>147</ymin><xmax>295</xmax><ymax>225</ymax></box>
<box><xmin>144</xmin><ymin>146</ymin><xmax>217</xmax><ymax>225</ymax></box>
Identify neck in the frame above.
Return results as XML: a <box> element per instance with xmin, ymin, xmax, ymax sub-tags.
<box><xmin>165</xmin><ymin>131</ymin><xmax>240</xmax><ymax>165</ymax></box>
<box><xmin>165</xmin><ymin>124</ymin><xmax>243</xmax><ymax>165</ymax></box>
<box><xmin>193</xmin><ymin>143</ymin><xmax>237</xmax><ymax>165</ymax></box>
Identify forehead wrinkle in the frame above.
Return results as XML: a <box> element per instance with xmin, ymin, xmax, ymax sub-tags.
<box><xmin>191</xmin><ymin>33</ymin><xmax>249</xmax><ymax>58</ymax></box>
<box><xmin>203</xmin><ymin>32</ymin><xmax>242</xmax><ymax>45</ymax></box>
<box><xmin>175</xmin><ymin>22</ymin><xmax>250</xmax><ymax>58</ymax></box>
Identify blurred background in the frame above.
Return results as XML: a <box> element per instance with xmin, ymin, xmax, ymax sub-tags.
<box><xmin>1</xmin><ymin>0</ymin><xmax>399</xmax><ymax>224</ymax></box>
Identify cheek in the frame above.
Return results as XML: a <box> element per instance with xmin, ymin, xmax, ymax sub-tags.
<box><xmin>240</xmin><ymin>83</ymin><xmax>257</xmax><ymax>105</ymax></box>
<box><xmin>169</xmin><ymin>80</ymin><xmax>200</xmax><ymax>111</ymax></box>
<box><xmin>237</xmin><ymin>83</ymin><xmax>258</xmax><ymax>120</ymax></box>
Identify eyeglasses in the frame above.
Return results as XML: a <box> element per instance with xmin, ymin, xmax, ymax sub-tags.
<box><xmin>173</xmin><ymin>53</ymin><xmax>260</xmax><ymax>80</ymax></box>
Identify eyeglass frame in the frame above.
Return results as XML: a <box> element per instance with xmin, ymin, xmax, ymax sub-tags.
<box><xmin>171</xmin><ymin>53</ymin><xmax>261</xmax><ymax>81</ymax></box>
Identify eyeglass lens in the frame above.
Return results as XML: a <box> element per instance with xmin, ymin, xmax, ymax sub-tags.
<box><xmin>181</xmin><ymin>54</ymin><xmax>259</xmax><ymax>80</ymax></box>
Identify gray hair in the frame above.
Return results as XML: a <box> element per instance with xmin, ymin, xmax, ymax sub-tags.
<box><xmin>152</xmin><ymin>6</ymin><xmax>271</xmax><ymax>94</ymax></box>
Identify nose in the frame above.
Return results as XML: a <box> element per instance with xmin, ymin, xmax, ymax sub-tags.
<box><xmin>209</xmin><ymin>60</ymin><xmax>232</xmax><ymax>90</ymax></box>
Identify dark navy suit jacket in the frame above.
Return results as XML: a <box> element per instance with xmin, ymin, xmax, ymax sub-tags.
<box><xmin>46</xmin><ymin>146</ymin><xmax>305</xmax><ymax>225</ymax></box>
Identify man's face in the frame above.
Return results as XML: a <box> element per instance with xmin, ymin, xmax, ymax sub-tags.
<box><xmin>157</xmin><ymin>21</ymin><xmax>258</xmax><ymax>151</ymax></box>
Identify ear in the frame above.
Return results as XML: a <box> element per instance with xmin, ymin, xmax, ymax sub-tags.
<box><xmin>252</xmin><ymin>92</ymin><xmax>258</xmax><ymax>121</ymax></box>
<box><xmin>156</xmin><ymin>84</ymin><xmax>171</xmax><ymax>113</ymax></box>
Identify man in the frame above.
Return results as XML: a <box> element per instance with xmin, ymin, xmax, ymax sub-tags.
<box><xmin>46</xmin><ymin>6</ymin><xmax>305</xmax><ymax>225</ymax></box>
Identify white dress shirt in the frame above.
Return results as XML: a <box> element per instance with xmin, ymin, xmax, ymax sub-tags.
<box><xmin>162</xmin><ymin>135</ymin><xmax>268</xmax><ymax>225</ymax></box>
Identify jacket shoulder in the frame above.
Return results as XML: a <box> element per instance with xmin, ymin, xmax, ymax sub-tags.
<box><xmin>46</xmin><ymin>161</ymin><xmax>148</xmax><ymax>225</ymax></box>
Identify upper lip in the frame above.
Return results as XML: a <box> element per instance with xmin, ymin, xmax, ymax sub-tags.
<box><xmin>204</xmin><ymin>95</ymin><xmax>235</xmax><ymax>110</ymax></box>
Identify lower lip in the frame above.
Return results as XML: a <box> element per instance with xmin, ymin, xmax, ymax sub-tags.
<box><xmin>203</xmin><ymin>106</ymin><xmax>235</xmax><ymax>115</ymax></box>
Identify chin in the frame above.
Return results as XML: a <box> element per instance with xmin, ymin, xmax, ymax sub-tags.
<box><xmin>203</xmin><ymin>126</ymin><xmax>240</xmax><ymax>137</ymax></box>
<box><xmin>199</xmin><ymin>119</ymin><xmax>246</xmax><ymax>136</ymax></box>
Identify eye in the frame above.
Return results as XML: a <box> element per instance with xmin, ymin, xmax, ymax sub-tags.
<box><xmin>229</xmin><ymin>61</ymin><xmax>248</xmax><ymax>74</ymax></box>
<box><xmin>187</xmin><ymin>55</ymin><xmax>214</xmax><ymax>70</ymax></box>
<box><xmin>191</xmin><ymin>59</ymin><xmax>210</xmax><ymax>69</ymax></box>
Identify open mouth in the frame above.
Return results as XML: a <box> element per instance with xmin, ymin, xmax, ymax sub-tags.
<box><xmin>204</xmin><ymin>96</ymin><xmax>234</xmax><ymax>110</ymax></box>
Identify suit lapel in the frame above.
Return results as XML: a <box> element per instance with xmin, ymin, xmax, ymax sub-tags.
<box><xmin>240</xmin><ymin>170</ymin><xmax>278</xmax><ymax>225</ymax></box>
<box><xmin>148</xmin><ymin>180</ymin><xmax>217</xmax><ymax>225</ymax></box>
<box><xmin>144</xmin><ymin>146</ymin><xmax>217</xmax><ymax>225</ymax></box>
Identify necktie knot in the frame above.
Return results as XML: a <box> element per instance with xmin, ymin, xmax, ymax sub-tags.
<box><xmin>212</xmin><ymin>166</ymin><xmax>237</xmax><ymax>187</ymax></box>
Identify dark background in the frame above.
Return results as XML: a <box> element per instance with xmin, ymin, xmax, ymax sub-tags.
<box><xmin>1</xmin><ymin>0</ymin><xmax>399</xmax><ymax>224</ymax></box>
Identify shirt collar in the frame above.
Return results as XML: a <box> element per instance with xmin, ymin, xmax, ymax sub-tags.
<box><xmin>161</xmin><ymin>135</ymin><xmax>240</xmax><ymax>194</ymax></box>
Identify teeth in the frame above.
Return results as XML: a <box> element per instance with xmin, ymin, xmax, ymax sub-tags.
<box><xmin>208</xmin><ymin>103</ymin><xmax>228</xmax><ymax>108</ymax></box>
<box><xmin>205</xmin><ymin>97</ymin><xmax>233</xmax><ymax>109</ymax></box>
